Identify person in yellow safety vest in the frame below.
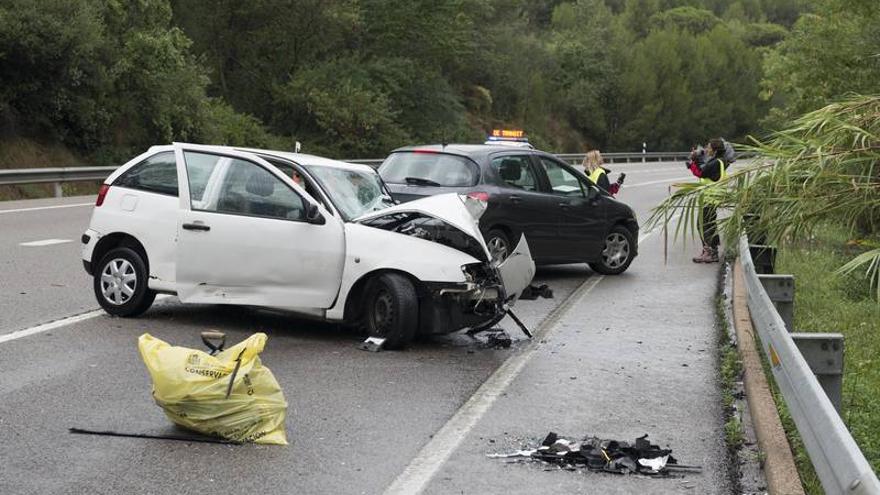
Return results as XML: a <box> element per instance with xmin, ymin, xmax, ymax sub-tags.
<box><xmin>687</xmin><ymin>138</ymin><xmax>727</xmax><ymax>263</ymax></box>
<box><xmin>582</xmin><ymin>150</ymin><xmax>620</xmax><ymax>195</ymax></box>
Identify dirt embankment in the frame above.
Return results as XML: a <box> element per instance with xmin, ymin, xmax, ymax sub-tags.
<box><xmin>0</xmin><ymin>136</ymin><xmax>99</xmax><ymax>201</ymax></box>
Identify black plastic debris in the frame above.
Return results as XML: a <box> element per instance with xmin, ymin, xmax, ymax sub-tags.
<box><xmin>520</xmin><ymin>284</ymin><xmax>553</xmax><ymax>300</ymax></box>
<box><xmin>485</xmin><ymin>330</ymin><xmax>512</xmax><ymax>349</ymax></box>
<box><xmin>489</xmin><ymin>433</ymin><xmax>701</xmax><ymax>477</ymax></box>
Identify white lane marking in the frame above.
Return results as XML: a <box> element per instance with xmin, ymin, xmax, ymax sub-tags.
<box><xmin>383</xmin><ymin>229</ymin><xmax>661</xmax><ymax>495</ymax></box>
<box><xmin>20</xmin><ymin>238</ymin><xmax>73</xmax><ymax>247</ymax></box>
<box><xmin>0</xmin><ymin>310</ymin><xmax>105</xmax><ymax>345</ymax></box>
<box><xmin>0</xmin><ymin>203</ymin><xmax>92</xmax><ymax>215</ymax></box>
<box><xmin>626</xmin><ymin>176</ymin><xmax>692</xmax><ymax>188</ymax></box>
<box><xmin>0</xmin><ymin>295</ymin><xmax>172</xmax><ymax>346</ymax></box>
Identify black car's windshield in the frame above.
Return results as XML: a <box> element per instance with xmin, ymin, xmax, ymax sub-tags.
<box><xmin>379</xmin><ymin>152</ymin><xmax>479</xmax><ymax>187</ymax></box>
<box><xmin>303</xmin><ymin>165</ymin><xmax>394</xmax><ymax>220</ymax></box>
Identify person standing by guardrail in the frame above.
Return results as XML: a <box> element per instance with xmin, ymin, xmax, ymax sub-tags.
<box><xmin>687</xmin><ymin>138</ymin><xmax>727</xmax><ymax>263</ymax></box>
<box><xmin>582</xmin><ymin>150</ymin><xmax>621</xmax><ymax>196</ymax></box>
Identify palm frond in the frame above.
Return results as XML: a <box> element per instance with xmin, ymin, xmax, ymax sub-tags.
<box><xmin>649</xmin><ymin>94</ymin><xmax>880</xmax><ymax>300</ymax></box>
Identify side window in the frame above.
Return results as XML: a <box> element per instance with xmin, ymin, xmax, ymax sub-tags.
<box><xmin>491</xmin><ymin>155</ymin><xmax>538</xmax><ymax>191</ymax></box>
<box><xmin>539</xmin><ymin>157</ymin><xmax>585</xmax><ymax>197</ymax></box>
<box><xmin>114</xmin><ymin>152</ymin><xmax>178</xmax><ymax>196</ymax></box>
<box><xmin>184</xmin><ymin>152</ymin><xmax>306</xmax><ymax>221</ymax></box>
<box><xmin>184</xmin><ymin>152</ymin><xmax>222</xmax><ymax>202</ymax></box>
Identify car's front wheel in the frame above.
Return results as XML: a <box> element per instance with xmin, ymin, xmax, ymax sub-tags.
<box><xmin>486</xmin><ymin>228</ymin><xmax>512</xmax><ymax>262</ymax></box>
<box><xmin>93</xmin><ymin>247</ymin><xmax>156</xmax><ymax>317</ymax></box>
<box><xmin>589</xmin><ymin>225</ymin><xmax>635</xmax><ymax>275</ymax></box>
<box><xmin>362</xmin><ymin>273</ymin><xmax>419</xmax><ymax>349</ymax></box>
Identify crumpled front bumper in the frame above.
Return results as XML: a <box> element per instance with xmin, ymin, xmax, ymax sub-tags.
<box><xmin>421</xmin><ymin>235</ymin><xmax>536</xmax><ymax>334</ymax></box>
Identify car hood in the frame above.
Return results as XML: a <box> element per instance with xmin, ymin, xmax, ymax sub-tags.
<box><xmin>354</xmin><ymin>193</ymin><xmax>490</xmax><ymax>258</ymax></box>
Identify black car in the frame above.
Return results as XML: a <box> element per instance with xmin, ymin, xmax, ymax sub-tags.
<box><xmin>378</xmin><ymin>144</ymin><xmax>639</xmax><ymax>274</ymax></box>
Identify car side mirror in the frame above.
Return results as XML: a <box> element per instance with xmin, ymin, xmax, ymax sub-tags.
<box><xmin>305</xmin><ymin>203</ymin><xmax>325</xmax><ymax>225</ymax></box>
<box><xmin>586</xmin><ymin>186</ymin><xmax>599</xmax><ymax>201</ymax></box>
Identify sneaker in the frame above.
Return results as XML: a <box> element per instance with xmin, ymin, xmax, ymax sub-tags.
<box><xmin>692</xmin><ymin>246</ymin><xmax>711</xmax><ymax>263</ymax></box>
<box><xmin>706</xmin><ymin>248</ymin><xmax>720</xmax><ymax>263</ymax></box>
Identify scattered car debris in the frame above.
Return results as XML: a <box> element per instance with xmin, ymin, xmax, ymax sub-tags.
<box><xmin>464</xmin><ymin>327</ymin><xmax>514</xmax><ymax>349</ymax></box>
<box><xmin>519</xmin><ymin>284</ymin><xmax>553</xmax><ymax>300</ymax></box>
<box><xmin>138</xmin><ymin>332</ymin><xmax>288</xmax><ymax>445</ymax></box>
<box><xmin>488</xmin><ymin>432</ymin><xmax>701</xmax><ymax>477</ymax></box>
<box><xmin>358</xmin><ymin>336</ymin><xmax>387</xmax><ymax>352</ymax></box>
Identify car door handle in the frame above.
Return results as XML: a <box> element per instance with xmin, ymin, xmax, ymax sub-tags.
<box><xmin>509</xmin><ymin>195</ymin><xmax>522</xmax><ymax>204</ymax></box>
<box><xmin>558</xmin><ymin>202</ymin><xmax>570</xmax><ymax>209</ymax></box>
<box><xmin>182</xmin><ymin>222</ymin><xmax>211</xmax><ymax>232</ymax></box>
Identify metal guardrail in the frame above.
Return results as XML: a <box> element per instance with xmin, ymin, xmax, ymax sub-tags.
<box><xmin>739</xmin><ymin>235</ymin><xmax>880</xmax><ymax>495</ymax></box>
<box><xmin>0</xmin><ymin>152</ymin><xmax>687</xmax><ymax>197</ymax></box>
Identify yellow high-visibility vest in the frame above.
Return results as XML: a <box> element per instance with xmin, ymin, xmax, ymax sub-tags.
<box><xmin>588</xmin><ymin>167</ymin><xmax>607</xmax><ymax>184</ymax></box>
<box><xmin>699</xmin><ymin>159</ymin><xmax>726</xmax><ymax>185</ymax></box>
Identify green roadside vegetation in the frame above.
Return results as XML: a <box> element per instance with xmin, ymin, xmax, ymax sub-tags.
<box><xmin>0</xmin><ymin>0</ymin><xmax>813</xmax><ymax>170</ymax></box>
<box><xmin>716</xmin><ymin>294</ymin><xmax>745</xmax><ymax>450</ymax></box>
<box><xmin>775</xmin><ymin>225</ymin><xmax>880</xmax><ymax>491</ymax></box>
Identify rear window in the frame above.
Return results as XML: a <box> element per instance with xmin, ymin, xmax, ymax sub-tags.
<box><xmin>379</xmin><ymin>152</ymin><xmax>479</xmax><ymax>187</ymax></box>
<box><xmin>114</xmin><ymin>152</ymin><xmax>178</xmax><ymax>197</ymax></box>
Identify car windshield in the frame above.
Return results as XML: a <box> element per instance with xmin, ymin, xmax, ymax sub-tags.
<box><xmin>303</xmin><ymin>165</ymin><xmax>394</xmax><ymax>220</ymax></box>
<box><xmin>379</xmin><ymin>152</ymin><xmax>479</xmax><ymax>187</ymax></box>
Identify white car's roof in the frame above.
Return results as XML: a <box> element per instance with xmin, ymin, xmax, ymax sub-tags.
<box><xmin>238</xmin><ymin>148</ymin><xmax>375</xmax><ymax>174</ymax></box>
<box><xmin>147</xmin><ymin>144</ymin><xmax>375</xmax><ymax>174</ymax></box>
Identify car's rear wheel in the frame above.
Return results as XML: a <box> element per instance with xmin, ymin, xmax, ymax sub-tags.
<box><xmin>93</xmin><ymin>247</ymin><xmax>156</xmax><ymax>317</ymax></box>
<box><xmin>363</xmin><ymin>273</ymin><xmax>418</xmax><ymax>349</ymax></box>
<box><xmin>589</xmin><ymin>225</ymin><xmax>635</xmax><ymax>275</ymax></box>
<box><xmin>486</xmin><ymin>229</ymin><xmax>512</xmax><ymax>262</ymax></box>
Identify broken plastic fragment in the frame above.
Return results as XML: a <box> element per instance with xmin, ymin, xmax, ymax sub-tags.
<box><xmin>638</xmin><ymin>455</ymin><xmax>669</xmax><ymax>472</ymax></box>
<box><xmin>358</xmin><ymin>337</ymin><xmax>386</xmax><ymax>352</ymax></box>
<box><xmin>487</xmin><ymin>450</ymin><xmax>535</xmax><ymax>458</ymax></box>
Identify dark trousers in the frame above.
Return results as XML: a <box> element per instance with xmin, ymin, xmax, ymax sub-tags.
<box><xmin>701</xmin><ymin>205</ymin><xmax>719</xmax><ymax>249</ymax></box>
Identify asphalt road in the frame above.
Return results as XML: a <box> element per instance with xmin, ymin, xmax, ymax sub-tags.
<box><xmin>0</xmin><ymin>161</ymin><xmax>727</xmax><ymax>495</ymax></box>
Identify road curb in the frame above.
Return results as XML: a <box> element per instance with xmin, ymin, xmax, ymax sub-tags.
<box><xmin>732</xmin><ymin>260</ymin><xmax>805</xmax><ymax>495</ymax></box>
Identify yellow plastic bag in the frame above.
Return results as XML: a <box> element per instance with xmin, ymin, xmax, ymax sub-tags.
<box><xmin>138</xmin><ymin>332</ymin><xmax>288</xmax><ymax>445</ymax></box>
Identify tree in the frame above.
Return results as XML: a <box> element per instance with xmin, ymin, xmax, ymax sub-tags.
<box><xmin>761</xmin><ymin>0</ymin><xmax>880</xmax><ymax>127</ymax></box>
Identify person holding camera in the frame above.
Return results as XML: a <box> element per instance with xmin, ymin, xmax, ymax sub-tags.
<box><xmin>687</xmin><ymin>138</ymin><xmax>728</xmax><ymax>263</ymax></box>
<box><xmin>583</xmin><ymin>150</ymin><xmax>623</xmax><ymax>196</ymax></box>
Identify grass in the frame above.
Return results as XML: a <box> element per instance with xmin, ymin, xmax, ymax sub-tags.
<box><xmin>716</xmin><ymin>294</ymin><xmax>745</xmax><ymax>450</ymax></box>
<box><xmin>772</xmin><ymin>225</ymin><xmax>880</xmax><ymax>493</ymax></box>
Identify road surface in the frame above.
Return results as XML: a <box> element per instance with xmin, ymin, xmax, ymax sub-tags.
<box><xmin>0</xmin><ymin>161</ymin><xmax>732</xmax><ymax>494</ymax></box>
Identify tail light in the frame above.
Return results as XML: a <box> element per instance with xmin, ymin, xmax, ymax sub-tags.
<box><xmin>467</xmin><ymin>191</ymin><xmax>490</xmax><ymax>202</ymax></box>
<box><xmin>96</xmin><ymin>184</ymin><xmax>110</xmax><ymax>206</ymax></box>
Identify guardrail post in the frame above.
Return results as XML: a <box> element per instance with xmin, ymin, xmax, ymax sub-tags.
<box><xmin>53</xmin><ymin>182</ymin><xmax>63</xmax><ymax>198</ymax></box>
<box><xmin>791</xmin><ymin>333</ymin><xmax>845</xmax><ymax>412</ymax></box>
<box><xmin>749</xmin><ymin>244</ymin><xmax>776</xmax><ymax>274</ymax></box>
<box><xmin>758</xmin><ymin>274</ymin><xmax>795</xmax><ymax>331</ymax></box>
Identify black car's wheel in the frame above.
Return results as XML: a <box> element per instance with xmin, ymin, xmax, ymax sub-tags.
<box><xmin>589</xmin><ymin>225</ymin><xmax>635</xmax><ymax>275</ymax></box>
<box><xmin>363</xmin><ymin>273</ymin><xmax>418</xmax><ymax>349</ymax></box>
<box><xmin>93</xmin><ymin>247</ymin><xmax>156</xmax><ymax>316</ymax></box>
<box><xmin>486</xmin><ymin>229</ymin><xmax>512</xmax><ymax>262</ymax></box>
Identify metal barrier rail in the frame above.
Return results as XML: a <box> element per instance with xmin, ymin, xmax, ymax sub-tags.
<box><xmin>739</xmin><ymin>235</ymin><xmax>880</xmax><ymax>495</ymax></box>
<box><xmin>0</xmin><ymin>151</ymin><xmax>688</xmax><ymax>197</ymax></box>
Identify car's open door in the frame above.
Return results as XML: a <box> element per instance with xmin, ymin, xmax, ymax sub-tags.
<box><xmin>172</xmin><ymin>143</ymin><xmax>345</xmax><ymax>310</ymax></box>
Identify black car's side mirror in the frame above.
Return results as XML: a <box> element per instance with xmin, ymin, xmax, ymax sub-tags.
<box><xmin>305</xmin><ymin>203</ymin><xmax>325</xmax><ymax>225</ymax></box>
<box><xmin>586</xmin><ymin>186</ymin><xmax>600</xmax><ymax>201</ymax></box>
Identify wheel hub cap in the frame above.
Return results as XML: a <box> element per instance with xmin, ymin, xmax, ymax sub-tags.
<box><xmin>488</xmin><ymin>236</ymin><xmax>509</xmax><ymax>261</ymax></box>
<box><xmin>372</xmin><ymin>290</ymin><xmax>394</xmax><ymax>334</ymax></box>
<box><xmin>100</xmin><ymin>258</ymin><xmax>137</xmax><ymax>305</ymax></box>
<box><xmin>602</xmin><ymin>233</ymin><xmax>630</xmax><ymax>269</ymax></box>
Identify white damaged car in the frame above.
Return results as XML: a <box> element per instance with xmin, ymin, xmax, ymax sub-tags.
<box><xmin>81</xmin><ymin>143</ymin><xmax>535</xmax><ymax>348</ymax></box>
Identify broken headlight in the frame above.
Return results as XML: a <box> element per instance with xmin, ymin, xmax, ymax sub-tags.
<box><xmin>361</xmin><ymin>212</ymin><xmax>488</xmax><ymax>262</ymax></box>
